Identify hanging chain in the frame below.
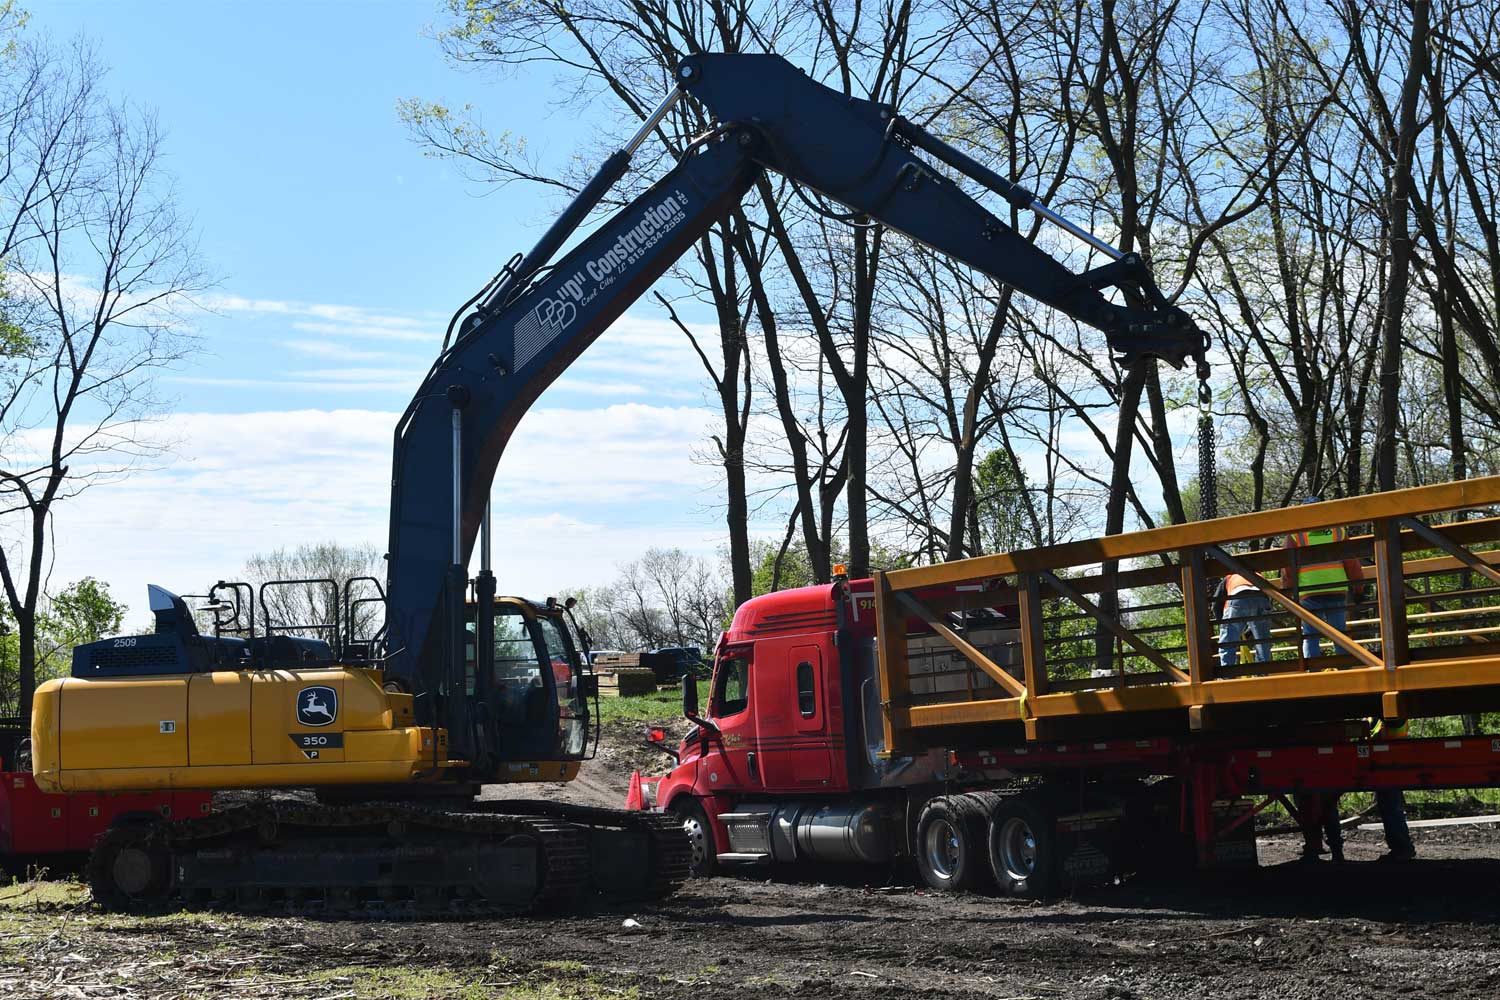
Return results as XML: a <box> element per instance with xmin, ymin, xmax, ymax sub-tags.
<box><xmin>1196</xmin><ymin>358</ymin><xmax>1218</xmax><ymax>522</ymax></box>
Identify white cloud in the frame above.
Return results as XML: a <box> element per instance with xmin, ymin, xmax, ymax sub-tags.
<box><xmin>201</xmin><ymin>293</ymin><xmax>442</xmax><ymax>345</ymax></box>
<box><xmin>281</xmin><ymin>340</ymin><xmax>403</xmax><ymax>362</ymax></box>
<box><xmin>164</xmin><ymin>375</ymin><xmax>418</xmax><ymax>393</ymax></box>
<box><xmin>550</xmin><ymin>377</ymin><xmax>647</xmax><ymax>396</ymax></box>
<box><xmin>43</xmin><ymin>401</ymin><xmax>727</xmax><ymax>621</ymax></box>
<box><xmin>289</xmin><ymin>320</ymin><xmax>434</xmax><ymax>343</ymax></box>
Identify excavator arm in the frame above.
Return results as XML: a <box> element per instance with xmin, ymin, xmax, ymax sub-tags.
<box><xmin>385</xmin><ymin>53</ymin><xmax>1207</xmax><ymax>768</ymax></box>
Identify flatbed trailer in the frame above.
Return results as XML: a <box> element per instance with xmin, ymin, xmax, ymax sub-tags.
<box><xmin>631</xmin><ymin>477</ymin><xmax>1500</xmax><ymax>894</ymax></box>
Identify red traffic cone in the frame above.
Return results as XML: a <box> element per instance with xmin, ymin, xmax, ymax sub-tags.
<box><xmin>625</xmin><ymin>770</ymin><xmax>644</xmax><ymax>811</ymax></box>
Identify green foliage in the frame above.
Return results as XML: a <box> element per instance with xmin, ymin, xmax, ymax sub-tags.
<box><xmin>0</xmin><ymin>601</ymin><xmax>17</xmax><ymax>714</ymax></box>
<box><xmin>33</xmin><ymin>578</ymin><xmax>126</xmax><ymax>682</ymax></box>
<box><xmin>0</xmin><ymin>255</ymin><xmax>36</xmax><ymax>373</ymax></box>
<box><xmin>0</xmin><ymin>2</ymin><xmax>26</xmax><ymax>62</ymax></box>
<box><xmin>974</xmin><ymin>449</ymin><xmax>1031</xmax><ymax>553</ymax></box>
<box><xmin>395</xmin><ymin>97</ymin><xmax>522</xmax><ymax>162</ymax></box>
<box><xmin>747</xmin><ymin>536</ymin><xmax>842</xmax><ymax>597</ymax></box>
<box><xmin>41</xmin><ymin>577</ymin><xmax>125</xmax><ymax>647</ymax></box>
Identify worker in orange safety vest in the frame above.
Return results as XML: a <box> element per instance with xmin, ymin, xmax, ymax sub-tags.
<box><xmin>1216</xmin><ymin>571</ymin><xmax>1271</xmax><ymax>667</ymax></box>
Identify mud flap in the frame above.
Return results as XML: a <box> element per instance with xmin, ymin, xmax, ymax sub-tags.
<box><xmin>1203</xmin><ymin>799</ymin><xmax>1257</xmax><ymax>868</ymax></box>
<box><xmin>1055</xmin><ymin>809</ymin><xmax>1126</xmax><ymax>883</ymax></box>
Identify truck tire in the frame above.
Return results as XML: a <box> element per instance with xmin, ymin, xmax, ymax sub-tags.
<box><xmin>914</xmin><ymin>796</ymin><xmax>991</xmax><ymax>893</ymax></box>
<box><xmin>670</xmin><ymin>797</ymin><xmax>717</xmax><ymax>876</ymax></box>
<box><xmin>986</xmin><ymin>794</ymin><xmax>1057</xmax><ymax>899</ymax></box>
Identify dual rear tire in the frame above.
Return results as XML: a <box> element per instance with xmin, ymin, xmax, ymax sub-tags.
<box><xmin>915</xmin><ymin>792</ymin><xmax>1056</xmax><ymax>899</ymax></box>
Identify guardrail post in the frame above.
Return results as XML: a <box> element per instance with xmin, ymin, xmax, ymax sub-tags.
<box><xmin>1181</xmin><ymin>548</ymin><xmax>1215</xmax><ymax>685</ymax></box>
<box><xmin>1018</xmin><ymin>571</ymin><xmax>1048</xmax><ymax>702</ymax></box>
<box><xmin>1372</xmin><ymin>517</ymin><xmax>1409</xmax><ymax>671</ymax></box>
<box><xmin>873</xmin><ymin>571</ymin><xmax>912</xmax><ymax>757</ymax></box>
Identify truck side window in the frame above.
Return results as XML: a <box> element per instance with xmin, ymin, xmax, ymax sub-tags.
<box><xmin>796</xmin><ymin>661</ymin><xmax>816</xmax><ymax>717</ymax></box>
<box><xmin>715</xmin><ymin>654</ymin><xmax>750</xmax><ymax>716</ymax></box>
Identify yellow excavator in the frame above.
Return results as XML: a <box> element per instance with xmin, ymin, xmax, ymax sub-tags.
<box><xmin>31</xmin><ymin>53</ymin><xmax>1206</xmax><ymax>912</ymax></box>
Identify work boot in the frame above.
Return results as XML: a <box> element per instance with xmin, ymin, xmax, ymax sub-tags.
<box><xmin>1299</xmin><ymin>845</ymin><xmax>1323</xmax><ymax>863</ymax></box>
<box><xmin>1378</xmin><ymin>845</ymin><xmax>1416</xmax><ymax>863</ymax></box>
<box><xmin>1329</xmin><ymin>845</ymin><xmax>1345</xmax><ymax>863</ymax></box>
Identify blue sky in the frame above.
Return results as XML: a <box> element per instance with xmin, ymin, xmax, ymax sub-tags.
<box><xmin>33</xmin><ymin>1</ymin><xmax>730</xmax><ymax>618</ymax></box>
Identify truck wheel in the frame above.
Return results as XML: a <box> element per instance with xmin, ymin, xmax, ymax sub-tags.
<box><xmin>670</xmin><ymin>797</ymin><xmax>717</xmax><ymax>876</ymax></box>
<box><xmin>915</xmin><ymin>796</ymin><xmax>990</xmax><ymax>893</ymax></box>
<box><xmin>987</xmin><ymin>795</ymin><xmax>1057</xmax><ymax>899</ymax></box>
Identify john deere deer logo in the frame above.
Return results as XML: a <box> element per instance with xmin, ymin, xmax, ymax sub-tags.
<box><xmin>297</xmin><ymin>685</ymin><xmax>337</xmax><ymax>727</ymax></box>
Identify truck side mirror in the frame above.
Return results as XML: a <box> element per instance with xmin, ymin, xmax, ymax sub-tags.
<box><xmin>681</xmin><ymin>673</ymin><xmax>699</xmax><ymax>717</ymax></box>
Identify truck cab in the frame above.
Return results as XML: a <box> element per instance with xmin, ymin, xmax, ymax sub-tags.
<box><xmin>642</xmin><ymin>576</ymin><xmax>959</xmax><ymax>874</ymax></box>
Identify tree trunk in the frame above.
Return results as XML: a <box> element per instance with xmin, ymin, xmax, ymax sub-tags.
<box><xmin>1095</xmin><ymin>363</ymin><xmax>1148</xmax><ymax>673</ymax></box>
<box><xmin>1374</xmin><ymin>0</ymin><xmax>1430</xmax><ymax>492</ymax></box>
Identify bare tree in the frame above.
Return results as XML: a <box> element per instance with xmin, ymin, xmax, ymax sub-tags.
<box><xmin>236</xmin><ymin>542</ymin><xmax>385</xmax><ymax>646</ymax></box>
<box><xmin>566</xmin><ymin>546</ymin><xmax>726</xmax><ymax>652</ymax></box>
<box><xmin>0</xmin><ymin>34</ymin><xmax>206</xmax><ymax>718</ymax></box>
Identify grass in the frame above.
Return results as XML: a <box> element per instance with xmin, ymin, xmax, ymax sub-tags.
<box><xmin>0</xmin><ymin>876</ymin><xmax>86</xmax><ymax>909</ymax></box>
<box><xmin>595</xmin><ymin>678</ymin><xmax>709</xmax><ymax>724</ymax></box>
<box><xmin>311</xmin><ymin>965</ymin><xmax>493</xmax><ymax>1000</ymax></box>
<box><xmin>311</xmin><ymin>964</ymin><xmax>641</xmax><ymax>1000</ymax></box>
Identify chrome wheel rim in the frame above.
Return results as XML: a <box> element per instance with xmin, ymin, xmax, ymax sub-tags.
<box><xmin>997</xmin><ymin>816</ymin><xmax>1038</xmax><ymax>881</ymax></box>
<box><xmin>923</xmin><ymin>817</ymin><xmax>962</xmax><ymax>881</ymax></box>
<box><xmin>680</xmin><ymin>811</ymin><xmax>710</xmax><ymax>870</ymax></box>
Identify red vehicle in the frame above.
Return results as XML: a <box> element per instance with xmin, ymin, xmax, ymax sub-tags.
<box><xmin>630</xmin><ymin>482</ymin><xmax>1500</xmax><ymax>896</ymax></box>
<box><xmin>0</xmin><ymin>722</ymin><xmax>209</xmax><ymax>866</ymax></box>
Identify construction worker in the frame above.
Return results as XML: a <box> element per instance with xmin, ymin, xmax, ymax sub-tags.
<box><xmin>1282</xmin><ymin>496</ymin><xmax>1365</xmax><ymax>659</ymax></box>
<box><xmin>1217</xmin><ymin>570</ymin><xmax>1271</xmax><ymax>666</ymax></box>
<box><xmin>1373</xmin><ymin>717</ymin><xmax>1418</xmax><ymax>861</ymax></box>
<box><xmin>1295</xmin><ymin>790</ymin><xmax>1344</xmax><ymax>862</ymax></box>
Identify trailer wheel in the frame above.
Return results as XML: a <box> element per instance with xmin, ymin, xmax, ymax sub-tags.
<box><xmin>670</xmin><ymin>797</ymin><xmax>717</xmax><ymax>876</ymax></box>
<box><xmin>987</xmin><ymin>795</ymin><xmax>1057</xmax><ymax>899</ymax></box>
<box><xmin>915</xmin><ymin>796</ymin><xmax>990</xmax><ymax>893</ymax></box>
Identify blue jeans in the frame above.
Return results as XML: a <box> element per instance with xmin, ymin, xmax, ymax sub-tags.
<box><xmin>1218</xmin><ymin>594</ymin><xmax>1271</xmax><ymax>667</ymax></box>
<box><xmin>1301</xmin><ymin>593</ymin><xmax>1347</xmax><ymax>659</ymax></box>
<box><xmin>1377</xmin><ymin>789</ymin><xmax>1414</xmax><ymax>853</ymax></box>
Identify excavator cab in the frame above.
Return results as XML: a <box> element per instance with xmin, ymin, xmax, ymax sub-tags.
<box><xmin>464</xmin><ymin>596</ymin><xmax>596</xmax><ymax>763</ymax></box>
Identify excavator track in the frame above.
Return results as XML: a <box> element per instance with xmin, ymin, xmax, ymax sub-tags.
<box><xmin>481</xmin><ymin>800</ymin><xmax>693</xmax><ymax>899</ymax></box>
<box><xmin>87</xmin><ymin>800</ymin><xmax>685</xmax><ymax>916</ymax></box>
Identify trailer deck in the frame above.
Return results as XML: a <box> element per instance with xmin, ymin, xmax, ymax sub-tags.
<box><xmin>872</xmin><ymin>476</ymin><xmax>1500</xmax><ymax>752</ymax></box>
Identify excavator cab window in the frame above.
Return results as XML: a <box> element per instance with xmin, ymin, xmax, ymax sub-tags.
<box><xmin>465</xmin><ymin>603</ymin><xmax>590</xmax><ymax>760</ymax></box>
<box><xmin>535</xmin><ymin>613</ymin><xmax>589</xmax><ymax>757</ymax></box>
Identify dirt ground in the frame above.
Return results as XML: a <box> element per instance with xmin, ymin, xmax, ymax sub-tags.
<box><xmin>4</xmin><ymin>722</ymin><xmax>1499</xmax><ymax>1000</ymax></box>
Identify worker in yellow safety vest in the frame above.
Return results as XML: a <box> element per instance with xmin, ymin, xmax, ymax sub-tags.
<box><xmin>1281</xmin><ymin>497</ymin><xmax>1366</xmax><ymax>660</ymax></box>
<box><xmin>1370</xmin><ymin>716</ymin><xmax>1417</xmax><ymax>861</ymax></box>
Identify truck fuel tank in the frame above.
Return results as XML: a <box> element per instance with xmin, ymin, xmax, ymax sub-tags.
<box><xmin>721</xmin><ymin>800</ymin><xmax>898</xmax><ymax>865</ymax></box>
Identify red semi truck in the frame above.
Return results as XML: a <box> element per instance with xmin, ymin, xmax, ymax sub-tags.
<box><xmin>629</xmin><ymin>481</ymin><xmax>1500</xmax><ymax>896</ymax></box>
